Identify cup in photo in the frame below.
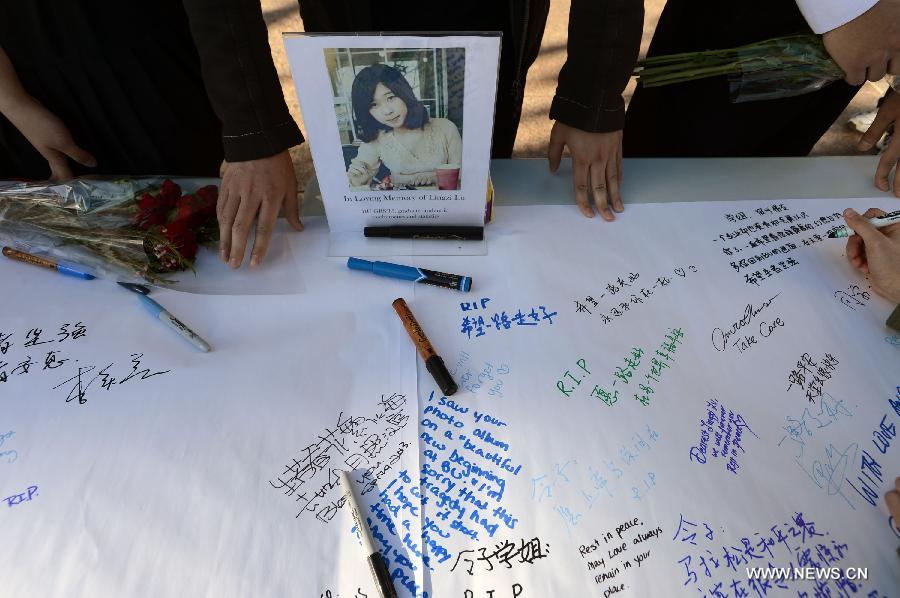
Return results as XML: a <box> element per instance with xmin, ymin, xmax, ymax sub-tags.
<box><xmin>436</xmin><ymin>163</ymin><xmax>461</xmax><ymax>190</ymax></box>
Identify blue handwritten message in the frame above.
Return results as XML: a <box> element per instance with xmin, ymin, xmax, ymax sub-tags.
<box><xmin>689</xmin><ymin>398</ymin><xmax>758</xmax><ymax>475</ymax></box>
<box><xmin>353</xmin><ymin>394</ymin><xmax>524</xmax><ymax>597</ymax></box>
<box><xmin>459</xmin><ymin>298</ymin><xmax>557</xmax><ymax>339</ymax></box>
<box><xmin>673</xmin><ymin>511</ymin><xmax>884</xmax><ymax>596</ymax></box>
<box><xmin>447</xmin><ymin>351</ymin><xmax>511</xmax><ymax>397</ymax></box>
<box><xmin>845</xmin><ymin>385</ymin><xmax>900</xmax><ymax>509</ymax></box>
<box><xmin>4</xmin><ymin>484</ymin><xmax>38</xmax><ymax>508</ymax></box>
<box><xmin>777</xmin><ymin>393</ymin><xmax>858</xmax><ymax>509</ymax></box>
<box><xmin>532</xmin><ymin>424</ymin><xmax>661</xmax><ymax>537</ymax></box>
<box><xmin>0</xmin><ymin>429</ymin><xmax>16</xmax><ymax>464</ymax></box>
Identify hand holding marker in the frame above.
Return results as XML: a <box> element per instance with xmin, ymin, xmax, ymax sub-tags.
<box><xmin>828</xmin><ymin>209</ymin><xmax>900</xmax><ymax>238</ymax></box>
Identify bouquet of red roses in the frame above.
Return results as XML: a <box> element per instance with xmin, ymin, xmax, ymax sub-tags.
<box><xmin>0</xmin><ymin>177</ymin><xmax>219</xmax><ymax>283</ymax></box>
<box><xmin>133</xmin><ymin>179</ymin><xmax>218</xmax><ymax>271</ymax></box>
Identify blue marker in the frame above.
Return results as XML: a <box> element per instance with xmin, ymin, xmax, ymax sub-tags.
<box><xmin>348</xmin><ymin>257</ymin><xmax>472</xmax><ymax>292</ymax></box>
<box><xmin>2</xmin><ymin>246</ymin><xmax>95</xmax><ymax>280</ymax></box>
<box><xmin>135</xmin><ymin>294</ymin><xmax>212</xmax><ymax>352</ymax></box>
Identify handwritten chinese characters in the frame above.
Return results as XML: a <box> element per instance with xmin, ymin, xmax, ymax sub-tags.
<box><xmin>574</xmin><ymin>267</ymin><xmax>698</xmax><ymax>325</ymax></box>
<box><xmin>450</xmin><ymin>536</ymin><xmax>550</xmax><ymax>576</ymax></box>
<box><xmin>555</xmin><ymin>328</ymin><xmax>684</xmax><ymax>408</ymax></box>
<box><xmin>52</xmin><ymin>353</ymin><xmax>170</xmax><ymax>405</ymax></box>
<box><xmin>1</xmin><ymin>321</ymin><xmax>171</xmax><ymax>404</ymax></box>
<box><xmin>672</xmin><ymin>511</ymin><xmax>883</xmax><ymax>596</ymax></box>
<box><xmin>1</xmin><ymin>321</ymin><xmax>86</xmax><ymax>384</ymax></box>
<box><xmin>716</xmin><ymin>204</ymin><xmax>846</xmax><ymax>286</ymax></box>
<box><xmin>460</xmin><ymin>298</ymin><xmax>558</xmax><ymax>339</ymax></box>
<box><xmin>777</xmin><ymin>393</ymin><xmax>859</xmax><ymax>509</ymax></box>
<box><xmin>786</xmin><ymin>352</ymin><xmax>839</xmax><ymax>404</ymax></box>
<box><xmin>531</xmin><ymin>424</ymin><xmax>661</xmax><ymax>539</ymax></box>
<box><xmin>269</xmin><ymin>392</ymin><xmax>411</xmax><ymax>522</ymax></box>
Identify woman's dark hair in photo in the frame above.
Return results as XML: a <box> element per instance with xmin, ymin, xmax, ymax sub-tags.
<box><xmin>351</xmin><ymin>63</ymin><xmax>429</xmax><ymax>142</ymax></box>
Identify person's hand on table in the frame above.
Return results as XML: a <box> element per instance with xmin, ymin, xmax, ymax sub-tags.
<box><xmin>858</xmin><ymin>90</ymin><xmax>900</xmax><ymax>195</ymax></box>
<box><xmin>843</xmin><ymin>207</ymin><xmax>900</xmax><ymax>302</ymax></box>
<box><xmin>548</xmin><ymin>121</ymin><xmax>623</xmax><ymax>220</ymax></box>
<box><xmin>822</xmin><ymin>0</ymin><xmax>900</xmax><ymax>86</ymax></box>
<box><xmin>1</xmin><ymin>95</ymin><xmax>96</xmax><ymax>181</ymax></box>
<box><xmin>218</xmin><ymin>149</ymin><xmax>303</xmax><ymax>269</ymax></box>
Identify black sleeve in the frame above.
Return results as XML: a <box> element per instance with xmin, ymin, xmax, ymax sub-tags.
<box><xmin>549</xmin><ymin>0</ymin><xmax>644</xmax><ymax>132</ymax></box>
<box><xmin>181</xmin><ymin>0</ymin><xmax>303</xmax><ymax>162</ymax></box>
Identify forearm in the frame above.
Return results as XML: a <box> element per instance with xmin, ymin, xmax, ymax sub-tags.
<box><xmin>550</xmin><ymin>0</ymin><xmax>644</xmax><ymax>132</ymax></box>
<box><xmin>0</xmin><ymin>47</ymin><xmax>31</xmax><ymax>117</ymax></box>
<box><xmin>181</xmin><ymin>0</ymin><xmax>303</xmax><ymax>161</ymax></box>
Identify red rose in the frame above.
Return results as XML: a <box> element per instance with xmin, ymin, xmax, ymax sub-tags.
<box><xmin>196</xmin><ymin>185</ymin><xmax>218</xmax><ymax>207</ymax></box>
<box><xmin>138</xmin><ymin>192</ymin><xmax>156</xmax><ymax>212</ymax></box>
<box><xmin>135</xmin><ymin>193</ymin><xmax>169</xmax><ymax>229</ymax></box>
<box><xmin>172</xmin><ymin>203</ymin><xmax>197</xmax><ymax>225</ymax></box>
<box><xmin>170</xmin><ymin>194</ymin><xmax>210</xmax><ymax>227</ymax></box>
<box><xmin>160</xmin><ymin>179</ymin><xmax>182</xmax><ymax>201</ymax></box>
<box><xmin>162</xmin><ymin>219</ymin><xmax>199</xmax><ymax>261</ymax></box>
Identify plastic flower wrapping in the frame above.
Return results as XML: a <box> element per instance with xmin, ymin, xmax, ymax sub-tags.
<box><xmin>633</xmin><ymin>34</ymin><xmax>847</xmax><ymax>103</ymax></box>
<box><xmin>0</xmin><ymin>177</ymin><xmax>218</xmax><ymax>284</ymax></box>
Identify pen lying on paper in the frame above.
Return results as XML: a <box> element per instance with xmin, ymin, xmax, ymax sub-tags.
<box><xmin>347</xmin><ymin>257</ymin><xmax>472</xmax><ymax>292</ymax></box>
<box><xmin>117</xmin><ymin>282</ymin><xmax>212</xmax><ymax>352</ymax></box>
<box><xmin>339</xmin><ymin>471</ymin><xmax>398</xmax><ymax>598</ymax></box>
<box><xmin>828</xmin><ymin>209</ymin><xmax>900</xmax><ymax>238</ymax></box>
<box><xmin>2</xmin><ymin>246</ymin><xmax>95</xmax><ymax>280</ymax></box>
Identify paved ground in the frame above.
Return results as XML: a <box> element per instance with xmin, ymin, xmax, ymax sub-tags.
<box><xmin>260</xmin><ymin>0</ymin><xmax>887</xmax><ymax>191</ymax></box>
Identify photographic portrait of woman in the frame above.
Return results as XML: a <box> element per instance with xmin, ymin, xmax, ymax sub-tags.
<box><xmin>346</xmin><ymin>63</ymin><xmax>462</xmax><ymax>190</ymax></box>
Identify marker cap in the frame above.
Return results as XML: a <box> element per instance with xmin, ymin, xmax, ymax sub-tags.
<box><xmin>425</xmin><ymin>355</ymin><xmax>458</xmax><ymax>396</ymax></box>
<box><xmin>56</xmin><ymin>263</ymin><xmax>95</xmax><ymax>280</ymax></box>
<box><xmin>347</xmin><ymin>257</ymin><xmax>374</xmax><ymax>272</ymax></box>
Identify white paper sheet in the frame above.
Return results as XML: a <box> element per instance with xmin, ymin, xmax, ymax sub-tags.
<box><xmin>374</xmin><ymin>199</ymin><xmax>900</xmax><ymax>597</ymax></box>
<box><xmin>0</xmin><ymin>221</ymin><xmax>418</xmax><ymax>597</ymax></box>
<box><xmin>4</xmin><ymin>198</ymin><xmax>900</xmax><ymax>597</ymax></box>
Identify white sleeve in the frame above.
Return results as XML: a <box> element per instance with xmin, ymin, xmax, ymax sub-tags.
<box><xmin>794</xmin><ymin>0</ymin><xmax>879</xmax><ymax>34</ymax></box>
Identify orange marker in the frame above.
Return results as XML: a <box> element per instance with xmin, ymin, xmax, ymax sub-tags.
<box><xmin>392</xmin><ymin>298</ymin><xmax>457</xmax><ymax>396</ymax></box>
<box><xmin>2</xmin><ymin>246</ymin><xmax>95</xmax><ymax>279</ymax></box>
